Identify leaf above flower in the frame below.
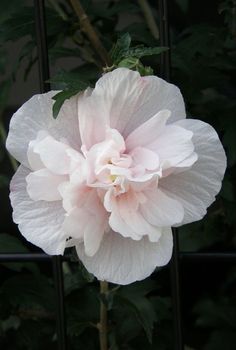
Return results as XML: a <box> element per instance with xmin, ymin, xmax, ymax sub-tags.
<box><xmin>49</xmin><ymin>75</ymin><xmax>89</xmax><ymax>119</ymax></box>
<box><xmin>110</xmin><ymin>33</ymin><xmax>168</xmax><ymax>63</ymax></box>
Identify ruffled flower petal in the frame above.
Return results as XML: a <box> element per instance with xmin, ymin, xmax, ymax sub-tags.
<box><xmin>76</xmin><ymin>227</ymin><xmax>173</xmax><ymax>285</ymax></box>
<box><xmin>6</xmin><ymin>91</ymin><xmax>81</xmax><ymax>167</ymax></box>
<box><xmin>148</xmin><ymin>124</ymin><xmax>196</xmax><ymax>169</ymax></box>
<box><xmin>26</xmin><ymin>169</ymin><xmax>67</xmax><ymax>201</ymax></box>
<box><xmin>33</xmin><ymin>135</ymin><xmax>72</xmax><ymax>175</ymax></box>
<box><xmin>125</xmin><ymin>109</ymin><xmax>171</xmax><ymax>151</ymax></box>
<box><xmin>10</xmin><ymin>165</ymin><xmax>67</xmax><ymax>255</ymax></box>
<box><xmin>78</xmin><ymin>68</ymin><xmax>186</xmax><ymax>149</ymax></box>
<box><xmin>62</xmin><ymin>190</ymin><xmax>108</xmax><ymax>256</ymax></box>
<box><xmin>140</xmin><ymin>188</ymin><xmax>184</xmax><ymax>226</ymax></box>
<box><xmin>159</xmin><ymin>119</ymin><xmax>227</xmax><ymax>224</ymax></box>
<box><xmin>7</xmin><ymin>68</ymin><xmax>226</xmax><ymax>285</ymax></box>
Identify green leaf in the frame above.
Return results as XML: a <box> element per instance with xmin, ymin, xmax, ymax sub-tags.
<box><xmin>122</xmin><ymin>23</ymin><xmax>158</xmax><ymax>46</ymax></box>
<box><xmin>110</xmin><ymin>33</ymin><xmax>132</xmax><ymax>63</ymax></box>
<box><xmin>50</xmin><ymin>73</ymin><xmax>89</xmax><ymax>118</ymax></box>
<box><xmin>114</xmin><ymin>280</ymin><xmax>158</xmax><ymax>343</ymax></box>
<box><xmin>117</xmin><ymin>57</ymin><xmax>139</xmax><ymax>69</ymax></box>
<box><xmin>115</xmin><ymin>293</ymin><xmax>156</xmax><ymax>343</ymax></box>
<box><xmin>117</xmin><ymin>57</ymin><xmax>153</xmax><ymax>76</ymax></box>
<box><xmin>64</xmin><ymin>268</ymin><xmax>94</xmax><ymax>296</ymax></box>
<box><xmin>123</xmin><ymin>46</ymin><xmax>168</xmax><ymax>59</ymax></box>
<box><xmin>150</xmin><ymin>297</ymin><xmax>172</xmax><ymax>323</ymax></box>
<box><xmin>0</xmin><ymin>7</ymin><xmax>34</xmax><ymax>42</ymax></box>
<box><xmin>48</xmin><ymin>71</ymin><xmax>89</xmax><ymax>90</ymax></box>
<box><xmin>67</xmin><ymin>285</ymin><xmax>99</xmax><ymax>325</ymax></box>
<box><xmin>52</xmin><ymin>80</ymin><xmax>87</xmax><ymax>119</ymax></box>
<box><xmin>52</xmin><ymin>90</ymin><xmax>78</xmax><ymax>119</ymax></box>
<box><xmin>111</xmin><ymin>33</ymin><xmax>167</xmax><ymax>68</ymax></box>
<box><xmin>136</xmin><ymin>63</ymin><xmax>153</xmax><ymax>76</ymax></box>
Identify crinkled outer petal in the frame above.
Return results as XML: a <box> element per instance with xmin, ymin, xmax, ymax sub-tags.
<box><xmin>140</xmin><ymin>188</ymin><xmax>184</xmax><ymax>227</ymax></box>
<box><xmin>78</xmin><ymin>68</ymin><xmax>186</xmax><ymax>148</ymax></box>
<box><xmin>6</xmin><ymin>91</ymin><xmax>81</xmax><ymax>168</ymax></box>
<box><xmin>76</xmin><ymin>228</ymin><xmax>173</xmax><ymax>285</ymax></box>
<box><xmin>10</xmin><ymin>165</ymin><xmax>67</xmax><ymax>254</ymax></box>
<box><xmin>159</xmin><ymin>119</ymin><xmax>227</xmax><ymax>225</ymax></box>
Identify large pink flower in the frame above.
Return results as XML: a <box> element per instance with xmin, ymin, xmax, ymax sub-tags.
<box><xmin>6</xmin><ymin>68</ymin><xmax>226</xmax><ymax>284</ymax></box>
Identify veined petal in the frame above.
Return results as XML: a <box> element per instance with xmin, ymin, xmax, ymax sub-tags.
<box><xmin>62</xmin><ymin>207</ymin><xmax>85</xmax><ymax>239</ymax></box>
<box><xmin>140</xmin><ymin>188</ymin><xmax>184</xmax><ymax>226</ymax></box>
<box><xmin>125</xmin><ymin>109</ymin><xmax>171</xmax><ymax>151</ymax></box>
<box><xmin>148</xmin><ymin>124</ymin><xmax>195</xmax><ymax>169</ymax></box>
<box><xmin>84</xmin><ymin>221</ymin><xmax>105</xmax><ymax>257</ymax></box>
<box><xmin>159</xmin><ymin>119</ymin><xmax>227</xmax><ymax>225</ymax></box>
<box><xmin>59</xmin><ymin>182</ymin><xmax>90</xmax><ymax>213</ymax></box>
<box><xmin>108</xmin><ymin>190</ymin><xmax>162</xmax><ymax>242</ymax></box>
<box><xmin>78</xmin><ymin>93</ymin><xmax>108</xmax><ymax>150</ymax></box>
<box><xmin>33</xmin><ymin>135</ymin><xmax>72</xmax><ymax>175</ymax></box>
<box><xmin>121</xmin><ymin>73</ymin><xmax>186</xmax><ymax>137</ymax></box>
<box><xmin>27</xmin><ymin>130</ymin><xmax>48</xmax><ymax>170</ymax></box>
<box><xmin>130</xmin><ymin>147</ymin><xmax>160</xmax><ymax>170</ymax></box>
<box><xmin>10</xmin><ymin>166</ymin><xmax>67</xmax><ymax>255</ymax></box>
<box><xmin>62</xmin><ymin>190</ymin><xmax>108</xmax><ymax>256</ymax></box>
<box><xmin>6</xmin><ymin>91</ymin><xmax>81</xmax><ymax>167</ymax></box>
<box><xmin>79</xmin><ymin>68</ymin><xmax>186</xmax><ymax>149</ymax></box>
<box><xmin>109</xmin><ymin>210</ymin><xmax>142</xmax><ymax>240</ymax></box>
<box><xmin>26</xmin><ymin>169</ymin><xmax>67</xmax><ymax>201</ymax></box>
<box><xmin>76</xmin><ymin>228</ymin><xmax>173</xmax><ymax>285</ymax></box>
<box><xmin>90</xmin><ymin>68</ymin><xmax>145</xmax><ymax>140</ymax></box>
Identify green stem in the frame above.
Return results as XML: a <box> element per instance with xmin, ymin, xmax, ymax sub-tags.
<box><xmin>99</xmin><ymin>281</ymin><xmax>108</xmax><ymax>350</ymax></box>
<box><xmin>0</xmin><ymin>116</ymin><xmax>18</xmax><ymax>172</ymax></box>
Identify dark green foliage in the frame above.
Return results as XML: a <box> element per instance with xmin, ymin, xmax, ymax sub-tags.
<box><xmin>110</xmin><ymin>33</ymin><xmax>132</xmax><ymax>63</ymax></box>
<box><xmin>52</xmin><ymin>89</ymin><xmax>82</xmax><ymax>119</ymax></box>
<box><xmin>110</xmin><ymin>32</ymin><xmax>167</xmax><ymax>76</ymax></box>
<box><xmin>48</xmin><ymin>71</ymin><xmax>90</xmax><ymax>118</ymax></box>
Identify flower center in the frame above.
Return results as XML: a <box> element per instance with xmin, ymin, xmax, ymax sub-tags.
<box><xmin>110</xmin><ymin>174</ymin><xmax>118</xmax><ymax>182</ymax></box>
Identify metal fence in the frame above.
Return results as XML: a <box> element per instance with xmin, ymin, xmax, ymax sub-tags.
<box><xmin>0</xmin><ymin>1</ymin><xmax>235</xmax><ymax>350</ymax></box>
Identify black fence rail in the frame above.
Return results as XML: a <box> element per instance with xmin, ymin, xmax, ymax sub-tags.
<box><xmin>1</xmin><ymin>1</ymin><xmax>236</xmax><ymax>350</ymax></box>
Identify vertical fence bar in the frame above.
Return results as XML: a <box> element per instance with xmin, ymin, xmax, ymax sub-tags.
<box><xmin>34</xmin><ymin>1</ymin><xmax>67</xmax><ymax>349</ymax></box>
<box><xmin>158</xmin><ymin>1</ymin><xmax>184</xmax><ymax>349</ymax></box>
<box><xmin>158</xmin><ymin>0</ymin><xmax>170</xmax><ymax>81</ymax></box>
<box><xmin>34</xmin><ymin>0</ymin><xmax>50</xmax><ymax>92</ymax></box>
<box><xmin>170</xmin><ymin>229</ymin><xmax>184</xmax><ymax>350</ymax></box>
